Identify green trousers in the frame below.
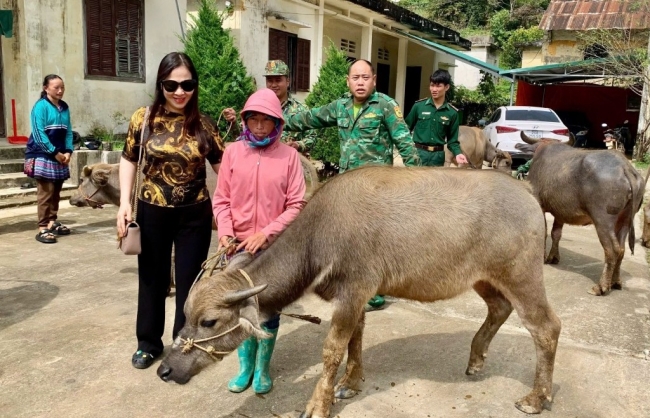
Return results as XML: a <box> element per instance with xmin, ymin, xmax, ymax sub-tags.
<box><xmin>417</xmin><ymin>149</ymin><xmax>445</xmax><ymax>167</ymax></box>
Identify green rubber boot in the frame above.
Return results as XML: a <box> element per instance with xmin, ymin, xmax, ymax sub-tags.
<box><xmin>364</xmin><ymin>295</ymin><xmax>385</xmax><ymax>312</ymax></box>
<box><xmin>252</xmin><ymin>325</ymin><xmax>279</xmax><ymax>394</ymax></box>
<box><xmin>228</xmin><ymin>337</ymin><xmax>258</xmax><ymax>393</ymax></box>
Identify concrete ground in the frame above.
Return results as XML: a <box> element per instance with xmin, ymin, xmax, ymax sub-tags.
<box><xmin>1</xmin><ymin>203</ymin><xmax>649</xmax><ymax>418</ymax></box>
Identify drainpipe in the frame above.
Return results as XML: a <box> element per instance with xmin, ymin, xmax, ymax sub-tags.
<box><xmin>175</xmin><ymin>0</ymin><xmax>186</xmax><ymax>41</ymax></box>
<box><xmin>509</xmin><ymin>75</ymin><xmax>516</xmax><ymax>105</ymax></box>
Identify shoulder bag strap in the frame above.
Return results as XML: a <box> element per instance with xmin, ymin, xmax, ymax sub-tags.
<box><xmin>131</xmin><ymin>107</ymin><xmax>150</xmax><ymax>220</ymax></box>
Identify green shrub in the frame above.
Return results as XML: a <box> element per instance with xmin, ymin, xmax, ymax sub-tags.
<box><xmin>305</xmin><ymin>43</ymin><xmax>349</xmax><ymax>165</ymax></box>
<box><xmin>453</xmin><ymin>73</ymin><xmax>511</xmax><ymax>125</ymax></box>
<box><xmin>183</xmin><ymin>0</ymin><xmax>255</xmax><ymax>139</ymax></box>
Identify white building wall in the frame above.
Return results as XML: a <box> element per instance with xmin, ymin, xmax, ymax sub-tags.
<box><xmin>372</xmin><ymin>32</ymin><xmax>398</xmax><ymax>98</ymax></box>
<box><xmin>2</xmin><ymin>0</ymin><xmax>185</xmax><ymax>137</ymax></box>
<box><xmin>405</xmin><ymin>43</ymin><xmax>436</xmax><ymax>100</ymax></box>
<box><xmin>454</xmin><ymin>48</ymin><xmax>494</xmax><ymax>89</ymax></box>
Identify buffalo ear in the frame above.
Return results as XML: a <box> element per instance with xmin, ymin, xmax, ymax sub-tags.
<box><xmin>224</xmin><ymin>252</ymin><xmax>254</xmax><ymax>271</ymax></box>
<box><xmin>223</xmin><ymin>284</ymin><xmax>267</xmax><ymax>305</ymax></box>
<box><xmin>82</xmin><ymin>165</ymin><xmax>92</xmax><ymax>177</ymax></box>
<box><xmin>91</xmin><ymin>168</ymin><xmax>111</xmax><ymax>186</ymax></box>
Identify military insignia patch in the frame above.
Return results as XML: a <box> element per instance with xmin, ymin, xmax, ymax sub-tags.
<box><xmin>394</xmin><ymin>106</ymin><xmax>403</xmax><ymax>119</ymax></box>
<box><xmin>441</xmin><ymin>116</ymin><xmax>449</xmax><ymax>121</ymax></box>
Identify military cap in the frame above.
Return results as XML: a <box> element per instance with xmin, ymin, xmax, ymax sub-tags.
<box><xmin>263</xmin><ymin>60</ymin><xmax>290</xmax><ymax>77</ymax></box>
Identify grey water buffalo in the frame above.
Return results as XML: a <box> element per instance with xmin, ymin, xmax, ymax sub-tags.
<box><xmin>69</xmin><ymin>163</ymin><xmax>120</xmax><ymax>208</ymax></box>
<box><xmin>157</xmin><ymin>166</ymin><xmax>561</xmax><ymax>416</ymax></box>
<box><xmin>70</xmin><ymin>150</ymin><xmax>320</xmax><ymax>208</ymax></box>
<box><xmin>522</xmin><ymin>132</ymin><xmax>645</xmax><ymax>295</ymax></box>
<box><xmin>445</xmin><ymin>126</ymin><xmax>513</xmax><ymax>172</ymax></box>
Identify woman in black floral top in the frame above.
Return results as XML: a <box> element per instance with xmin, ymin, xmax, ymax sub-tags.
<box><xmin>117</xmin><ymin>52</ymin><xmax>224</xmax><ymax>369</ymax></box>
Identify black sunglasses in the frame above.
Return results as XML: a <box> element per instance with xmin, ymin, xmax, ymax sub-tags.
<box><xmin>161</xmin><ymin>79</ymin><xmax>198</xmax><ymax>93</ymax></box>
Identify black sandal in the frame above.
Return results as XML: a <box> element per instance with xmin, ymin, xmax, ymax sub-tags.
<box><xmin>50</xmin><ymin>221</ymin><xmax>71</xmax><ymax>235</ymax></box>
<box><xmin>36</xmin><ymin>229</ymin><xmax>57</xmax><ymax>243</ymax></box>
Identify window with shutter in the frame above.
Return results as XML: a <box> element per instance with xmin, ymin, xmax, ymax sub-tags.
<box><xmin>268</xmin><ymin>29</ymin><xmax>290</xmax><ymax>65</ymax></box>
<box><xmin>84</xmin><ymin>0</ymin><xmax>144</xmax><ymax>81</ymax></box>
<box><xmin>269</xmin><ymin>29</ymin><xmax>312</xmax><ymax>93</ymax></box>
<box><xmin>296</xmin><ymin>38</ymin><xmax>310</xmax><ymax>92</ymax></box>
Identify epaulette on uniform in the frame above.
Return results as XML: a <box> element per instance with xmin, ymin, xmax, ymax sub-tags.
<box><xmin>414</xmin><ymin>97</ymin><xmax>427</xmax><ymax>103</ymax></box>
<box><xmin>449</xmin><ymin>103</ymin><xmax>458</xmax><ymax>111</ymax></box>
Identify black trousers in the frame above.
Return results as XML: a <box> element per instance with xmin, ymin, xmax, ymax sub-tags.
<box><xmin>135</xmin><ymin>199</ymin><xmax>213</xmax><ymax>356</ymax></box>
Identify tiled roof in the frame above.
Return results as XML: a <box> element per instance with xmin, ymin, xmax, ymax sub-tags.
<box><xmin>539</xmin><ymin>0</ymin><xmax>650</xmax><ymax>30</ymax></box>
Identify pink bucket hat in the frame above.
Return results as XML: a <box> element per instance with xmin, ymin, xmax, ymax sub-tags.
<box><xmin>240</xmin><ymin>88</ymin><xmax>284</xmax><ymax>124</ymax></box>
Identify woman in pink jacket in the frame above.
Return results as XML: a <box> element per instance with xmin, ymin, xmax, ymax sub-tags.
<box><xmin>213</xmin><ymin>88</ymin><xmax>306</xmax><ymax>394</ymax></box>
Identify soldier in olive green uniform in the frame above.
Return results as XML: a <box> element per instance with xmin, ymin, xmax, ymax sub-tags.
<box><xmin>284</xmin><ymin>59</ymin><xmax>420</xmax><ymax>312</ymax></box>
<box><xmin>284</xmin><ymin>60</ymin><xmax>419</xmax><ymax>172</ymax></box>
<box><xmin>405</xmin><ymin>70</ymin><xmax>467</xmax><ymax>167</ymax></box>
<box><xmin>224</xmin><ymin>60</ymin><xmax>316</xmax><ymax>152</ymax></box>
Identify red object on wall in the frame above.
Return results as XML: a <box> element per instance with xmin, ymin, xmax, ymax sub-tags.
<box><xmin>515</xmin><ymin>81</ymin><xmax>639</xmax><ymax>146</ymax></box>
<box><xmin>7</xmin><ymin>99</ymin><xmax>29</xmax><ymax>144</ymax></box>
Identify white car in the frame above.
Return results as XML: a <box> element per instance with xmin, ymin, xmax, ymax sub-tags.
<box><xmin>480</xmin><ymin>106</ymin><xmax>570</xmax><ymax>161</ymax></box>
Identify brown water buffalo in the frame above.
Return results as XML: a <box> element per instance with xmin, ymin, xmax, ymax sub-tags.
<box><xmin>157</xmin><ymin>166</ymin><xmax>561</xmax><ymax>416</ymax></box>
<box><xmin>69</xmin><ymin>164</ymin><xmax>120</xmax><ymax>208</ymax></box>
<box><xmin>445</xmin><ymin>126</ymin><xmax>513</xmax><ymax>172</ymax></box>
<box><xmin>522</xmin><ymin>132</ymin><xmax>645</xmax><ymax>295</ymax></box>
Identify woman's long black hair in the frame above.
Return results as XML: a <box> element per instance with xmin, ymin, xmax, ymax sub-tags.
<box><xmin>40</xmin><ymin>74</ymin><xmax>63</xmax><ymax>99</ymax></box>
<box><xmin>149</xmin><ymin>52</ymin><xmax>209</xmax><ymax>152</ymax></box>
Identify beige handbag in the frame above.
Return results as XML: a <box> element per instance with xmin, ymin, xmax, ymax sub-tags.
<box><xmin>119</xmin><ymin>107</ymin><xmax>150</xmax><ymax>255</ymax></box>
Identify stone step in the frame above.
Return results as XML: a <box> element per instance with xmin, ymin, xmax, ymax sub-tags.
<box><xmin>0</xmin><ymin>159</ymin><xmax>25</xmax><ymax>173</ymax></box>
<box><xmin>0</xmin><ymin>183</ymin><xmax>77</xmax><ymax>209</ymax></box>
<box><xmin>0</xmin><ymin>145</ymin><xmax>26</xmax><ymax>160</ymax></box>
<box><xmin>0</xmin><ymin>172</ymin><xmax>37</xmax><ymax>189</ymax></box>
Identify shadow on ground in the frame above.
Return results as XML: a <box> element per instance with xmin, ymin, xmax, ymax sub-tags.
<box><xmin>183</xmin><ymin>320</ymin><xmax>546</xmax><ymax>418</ymax></box>
<box><xmin>0</xmin><ymin>280</ymin><xmax>59</xmax><ymax>332</ymax></box>
<box><xmin>0</xmin><ymin>218</ymin><xmax>114</xmax><ymax>234</ymax></box>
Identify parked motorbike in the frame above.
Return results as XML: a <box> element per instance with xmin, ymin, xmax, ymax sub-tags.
<box><xmin>602</xmin><ymin>122</ymin><xmax>627</xmax><ymax>153</ymax></box>
<box><xmin>573</xmin><ymin>129</ymin><xmax>589</xmax><ymax>148</ymax></box>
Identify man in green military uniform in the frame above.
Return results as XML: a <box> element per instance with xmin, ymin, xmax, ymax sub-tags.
<box><xmin>224</xmin><ymin>60</ymin><xmax>316</xmax><ymax>151</ymax></box>
<box><xmin>284</xmin><ymin>59</ymin><xmax>420</xmax><ymax>311</ymax></box>
<box><xmin>405</xmin><ymin>69</ymin><xmax>467</xmax><ymax>166</ymax></box>
<box><xmin>284</xmin><ymin>59</ymin><xmax>419</xmax><ymax>171</ymax></box>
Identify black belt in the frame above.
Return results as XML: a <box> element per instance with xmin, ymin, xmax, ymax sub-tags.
<box><xmin>414</xmin><ymin>143</ymin><xmax>444</xmax><ymax>152</ymax></box>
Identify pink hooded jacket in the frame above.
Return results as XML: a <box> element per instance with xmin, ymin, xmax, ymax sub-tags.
<box><xmin>213</xmin><ymin>89</ymin><xmax>307</xmax><ymax>243</ymax></box>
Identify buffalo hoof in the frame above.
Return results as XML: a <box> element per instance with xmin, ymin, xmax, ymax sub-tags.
<box><xmin>334</xmin><ymin>385</ymin><xmax>358</xmax><ymax>399</ymax></box>
<box><xmin>588</xmin><ymin>285</ymin><xmax>610</xmax><ymax>296</ymax></box>
<box><xmin>299</xmin><ymin>412</ymin><xmax>326</xmax><ymax>418</ymax></box>
<box><xmin>611</xmin><ymin>282</ymin><xmax>622</xmax><ymax>290</ymax></box>
<box><xmin>544</xmin><ymin>255</ymin><xmax>559</xmax><ymax>265</ymax></box>
<box><xmin>465</xmin><ymin>364</ymin><xmax>482</xmax><ymax>375</ymax></box>
<box><xmin>514</xmin><ymin>394</ymin><xmax>544</xmax><ymax>414</ymax></box>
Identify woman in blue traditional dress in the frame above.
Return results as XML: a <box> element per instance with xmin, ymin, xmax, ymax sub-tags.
<box><xmin>24</xmin><ymin>74</ymin><xmax>74</xmax><ymax>243</ymax></box>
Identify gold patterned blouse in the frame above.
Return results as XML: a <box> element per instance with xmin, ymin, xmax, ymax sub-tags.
<box><xmin>123</xmin><ymin>106</ymin><xmax>224</xmax><ymax>207</ymax></box>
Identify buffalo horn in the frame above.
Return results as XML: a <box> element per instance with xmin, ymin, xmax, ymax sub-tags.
<box><xmin>520</xmin><ymin>131</ymin><xmax>539</xmax><ymax>144</ymax></box>
<box><xmin>566</xmin><ymin>132</ymin><xmax>575</xmax><ymax>147</ymax></box>
<box><xmin>223</xmin><ymin>284</ymin><xmax>268</xmax><ymax>305</ymax></box>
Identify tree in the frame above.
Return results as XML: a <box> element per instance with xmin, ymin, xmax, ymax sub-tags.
<box><xmin>305</xmin><ymin>43</ymin><xmax>349</xmax><ymax>168</ymax></box>
<box><xmin>183</xmin><ymin>0</ymin><xmax>255</xmax><ymax>139</ymax></box>
<box><xmin>577</xmin><ymin>27</ymin><xmax>650</xmax><ymax>159</ymax></box>
<box><xmin>454</xmin><ymin>73</ymin><xmax>511</xmax><ymax>125</ymax></box>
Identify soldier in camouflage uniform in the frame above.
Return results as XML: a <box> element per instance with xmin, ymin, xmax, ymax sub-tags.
<box><xmin>284</xmin><ymin>59</ymin><xmax>420</xmax><ymax>311</ymax></box>
<box><xmin>284</xmin><ymin>59</ymin><xmax>419</xmax><ymax>172</ymax></box>
<box><xmin>405</xmin><ymin>69</ymin><xmax>468</xmax><ymax>167</ymax></box>
<box><xmin>224</xmin><ymin>60</ymin><xmax>316</xmax><ymax>152</ymax></box>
